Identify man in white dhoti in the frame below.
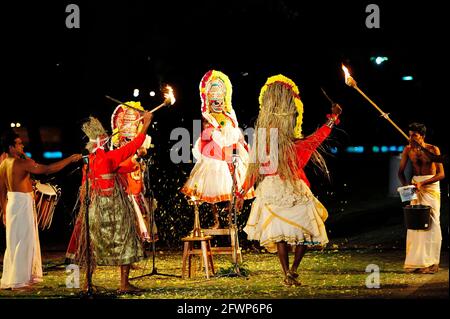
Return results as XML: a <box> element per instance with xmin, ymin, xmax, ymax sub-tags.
<box><xmin>398</xmin><ymin>122</ymin><xmax>445</xmax><ymax>274</ymax></box>
<box><xmin>0</xmin><ymin>130</ymin><xmax>81</xmax><ymax>290</ymax></box>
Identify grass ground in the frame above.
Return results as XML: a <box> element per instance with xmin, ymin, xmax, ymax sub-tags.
<box><xmin>1</xmin><ymin>248</ymin><xmax>448</xmax><ymax>299</ymax></box>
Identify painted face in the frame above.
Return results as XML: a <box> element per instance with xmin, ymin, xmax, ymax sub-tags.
<box><xmin>207</xmin><ymin>80</ymin><xmax>225</xmax><ymax>113</ymax></box>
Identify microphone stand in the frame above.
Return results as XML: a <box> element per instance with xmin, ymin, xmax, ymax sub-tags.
<box><xmin>130</xmin><ymin>154</ymin><xmax>180</xmax><ymax>280</ymax></box>
<box><xmin>229</xmin><ymin>152</ymin><xmax>243</xmax><ymax>277</ymax></box>
<box><xmin>217</xmin><ymin>150</ymin><xmax>246</xmax><ymax>278</ymax></box>
<box><xmin>81</xmin><ymin>155</ymin><xmax>94</xmax><ymax>297</ymax></box>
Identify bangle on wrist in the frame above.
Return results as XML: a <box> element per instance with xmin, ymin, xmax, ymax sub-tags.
<box><xmin>325</xmin><ymin>114</ymin><xmax>340</xmax><ymax>128</ymax></box>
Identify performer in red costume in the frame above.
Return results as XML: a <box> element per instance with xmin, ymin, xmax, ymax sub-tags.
<box><xmin>181</xmin><ymin>70</ymin><xmax>254</xmax><ymax>228</ymax></box>
<box><xmin>112</xmin><ymin>101</ymin><xmax>157</xmax><ymax>243</ymax></box>
<box><xmin>72</xmin><ymin>112</ymin><xmax>153</xmax><ymax>293</ymax></box>
<box><xmin>237</xmin><ymin>75</ymin><xmax>342</xmax><ymax>286</ymax></box>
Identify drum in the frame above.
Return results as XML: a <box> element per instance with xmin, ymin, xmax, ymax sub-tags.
<box><xmin>403</xmin><ymin>204</ymin><xmax>431</xmax><ymax>230</ymax></box>
<box><xmin>34</xmin><ymin>182</ymin><xmax>61</xmax><ymax>230</ymax></box>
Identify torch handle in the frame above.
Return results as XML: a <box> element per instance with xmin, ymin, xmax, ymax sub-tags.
<box><xmin>105</xmin><ymin>95</ymin><xmax>145</xmax><ymax>114</ymax></box>
<box><xmin>148</xmin><ymin>102</ymin><xmax>167</xmax><ymax>113</ymax></box>
<box><xmin>106</xmin><ymin>95</ymin><xmax>169</xmax><ymax>114</ymax></box>
<box><xmin>354</xmin><ymin>86</ymin><xmax>410</xmax><ymax>141</ymax></box>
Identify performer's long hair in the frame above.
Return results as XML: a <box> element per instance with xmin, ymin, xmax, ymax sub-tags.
<box><xmin>247</xmin><ymin>79</ymin><xmax>329</xmax><ymax>194</ymax></box>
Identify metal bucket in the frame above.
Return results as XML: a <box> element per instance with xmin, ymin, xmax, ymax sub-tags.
<box><xmin>403</xmin><ymin>205</ymin><xmax>431</xmax><ymax>230</ymax></box>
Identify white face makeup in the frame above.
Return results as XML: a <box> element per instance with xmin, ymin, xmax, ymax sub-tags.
<box><xmin>207</xmin><ymin>80</ymin><xmax>225</xmax><ymax>113</ymax></box>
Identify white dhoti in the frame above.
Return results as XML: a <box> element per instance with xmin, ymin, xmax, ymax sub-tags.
<box><xmin>244</xmin><ymin>175</ymin><xmax>329</xmax><ymax>253</ymax></box>
<box><xmin>1</xmin><ymin>192</ymin><xmax>43</xmax><ymax>289</ymax></box>
<box><xmin>404</xmin><ymin>175</ymin><xmax>442</xmax><ymax>269</ymax></box>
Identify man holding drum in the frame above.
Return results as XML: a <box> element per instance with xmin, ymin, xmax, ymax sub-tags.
<box><xmin>0</xmin><ymin>130</ymin><xmax>81</xmax><ymax>290</ymax></box>
<box><xmin>398</xmin><ymin>122</ymin><xmax>445</xmax><ymax>274</ymax></box>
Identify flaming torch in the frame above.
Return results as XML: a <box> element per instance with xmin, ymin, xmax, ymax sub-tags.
<box><xmin>149</xmin><ymin>85</ymin><xmax>176</xmax><ymax>113</ymax></box>
<box><xmin>107</xmin><ymin>85</ymin><xmax>176</xmax><ymax>138</ymax></box>
<box><xmin>342</xmin><ymin>64</ymin><xmax>409</xmax><ymax>141</ymax></box>
<box><xmin>105</xmin><ymin>85</ymin><xmax>176</xmax><ymax>114</ymax></box>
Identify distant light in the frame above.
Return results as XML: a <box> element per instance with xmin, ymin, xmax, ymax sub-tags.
<box><xmin>402</xmin><ymin>76</ymin><xmax>414</xmax><ymax>81</ymax></box>
<box><xmin>381</xmin><ymin>146</ymin><xmax>388</xmax><ymax>153</ymax></box>
<box><xmin>389</xmin><ymin>145</ymin><xmax>397</xmax><ymax>152</ymax></box>
<box><xmin>25</xmin><ymin>152</ymin><xmax>32</xmax><ymax>158</ymax></box>
<box><xmin>372</xmin><ymin>146</ymin><xmax>380</xmax><ymax>153</ymax></box>
<box><xmin>330</xmin><ymin>147</ymin><xmax>338</xmax><ymax>154</ymax></box>
<box><xmin>398</xmin><ymin>146</ymin><xmax>405</xmax><ymax>152</ymax></box>
<box><xmin>149</xmin><ymin>91</ymin><xmax>156</xmax><ymax>97</ymax></box>
<box><xmin>10</xmin><ymin>123</ymin><xmax>16</xmax><ymax>128</ymax></box>
<box><xmin>242</xmin><ymin>72</ymin><xmax>249</xmax><ymax>76</ymax></box>
<box><xmin>16</xmin><ymin>123</ymin><xmax>21</xmax><ymax>128</ymax></box>
<box><xmin>371</xmin><ymin>56</ymin><xmax>389</xmax><ymax>65</ymax></box>
<box><xmin>43</xmin><ymin>151</ymin><xmax>63</xmax><ymax>159</ymax></box>
<box><xmin>346</xmin><ymin>146</ymin><xmax>364</xmax><ymax>153</ymax></box>
<box><xmin>133</xmin><ymin>89</ymin><xmax>139</xmax><ymax>97</ymax></box>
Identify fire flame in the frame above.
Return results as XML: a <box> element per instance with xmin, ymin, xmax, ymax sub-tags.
<box><xmin>342</xmin><ymin>64</ymin><xmax>356</xmax><ymax>87</ymax></box>
<box><xmin>164</xmin><ymin>85</ymin><xmax>176</xmax><ymax>105</ymax></box>
<box><xmin>342</xmin><ymin>64</ymin><xmax>350</xmax><ymax>82</ymax></box>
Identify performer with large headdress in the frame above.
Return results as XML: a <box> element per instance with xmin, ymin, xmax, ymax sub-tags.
<box><xmin>71</xmin><ymin>112</ymin><xmax>153</xmax><ymax>293</ymax></box>
<box><xmin>181</xmin><ymin>70</ymin><xmax>254</xmax><ymax>228</ymax></box>
<box><xmin>237</xmin><ymin>74</ymin><xmax>342</xmax><ymax>286</ymax></box>
<box><xmin>111</xmin><ymin>101</ymin><xmax>157</xmax><ymax>243</ymax></box>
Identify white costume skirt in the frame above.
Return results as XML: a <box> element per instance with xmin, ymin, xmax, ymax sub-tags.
<box><xmin>181</xmin><ymin>154</ymin><xmax>254</xmax><ymax>204</ymax></box>
<box><xmin>1</xmin><ymin>192</ymin><xmax>43</xmax><ymax>289</ymax></box>
<box><xmin>244</xmin><ymin>175</ymin><xmax>329</xmax><ymax>253</ymax></box>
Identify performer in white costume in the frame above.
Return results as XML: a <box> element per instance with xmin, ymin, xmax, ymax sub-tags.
<box><xmin>236</xmin><ymin>75</ymin><xmax>342</xmax><ymax>286</ymax></box>
<box><xmin>181</xmin><ymin>70</ymin><xmax>254</xmax><ymax>228</ymax></box>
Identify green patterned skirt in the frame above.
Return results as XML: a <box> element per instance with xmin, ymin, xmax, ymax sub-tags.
<box><xmin>87</xmin><ymin>187</ymin><xmax>144</xmax><ymax>266</ymax></box>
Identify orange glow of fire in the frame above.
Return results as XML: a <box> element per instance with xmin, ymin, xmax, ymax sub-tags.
<box><xmin>164</xmin><ymin>85</ymin><xmax>176</xmax><ymax>105</ymax></box>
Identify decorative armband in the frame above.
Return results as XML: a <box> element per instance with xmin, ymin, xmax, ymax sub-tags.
<box><xmin>325</xmin><ymin>114</ymin><xmax>340</xmax><ymax>128</ymax></box>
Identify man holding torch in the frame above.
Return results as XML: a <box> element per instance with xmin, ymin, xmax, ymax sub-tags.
<box><xmin>75</xmin><ymin>111</ymin><xmax>153</xmax><ymax>293</ymax></box>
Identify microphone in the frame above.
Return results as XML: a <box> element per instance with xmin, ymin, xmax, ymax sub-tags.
<box><xmin>82</xmin><ymin>149</ymin><xmax>90</xmax><ymax>164</ymax></box>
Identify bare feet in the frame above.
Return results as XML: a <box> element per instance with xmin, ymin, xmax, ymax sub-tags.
<box><xmin>12</xmin><ymin>285</ymin><xmax>34</xmax><ymax>292</ymax></box>
<box><xmin>416</xmin><ymin>264</ymin><xmax>439</xmax><ymax>274</ymax></box>
<box><xmin>288</xmin><ymin>270</ymin><xmax>299</xmax><ymax>279</ymax></box>
<box><xmin>283</xmin><ymin>273</ymin><xmax>301</xmax><ymax>287</ymax></box>
<box><xmin>118</xmin><ymin>283</ymin><xmax>143</xmax><ymax>294</ymax></box>
<box><xmin>405</xmin><ymin>264</ymin><xmax>439</xmax><ymax>274</ymax></box>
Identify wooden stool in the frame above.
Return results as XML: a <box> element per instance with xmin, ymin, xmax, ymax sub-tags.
<box><xmin>181</xmin><ymin>235</ymin><xmax>215</xmax><ymax>279</ymax></box>
<box><xmin>202</xmin><ymin>226</ymin><xmax>243</xmax><ymax>263</ymax></box>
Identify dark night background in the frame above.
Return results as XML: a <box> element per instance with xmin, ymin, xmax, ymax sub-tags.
<box><xmin>1</xmin><ymin>0</ymin><xmax>448</xmax><ymax>251</ymax></box>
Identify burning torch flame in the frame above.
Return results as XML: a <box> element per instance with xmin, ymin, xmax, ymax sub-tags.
<box><xmin>342</xmin><ymin>64</ymin><xmax>350</xmax><ymax>82</ymax></box>
<box><xmin>341</xmin><ymin>64</ymin><xmax>356</xmax><ymax>87</ymax></box>
<box><xmin>341</xmin><ymin>63</ymin><xmax>410</xmax><ymax>140</ymax></box>
<box><xmin>164</xmin><ymin>85</ymin><xmax>176</xmax><ymax>106</ymax></box>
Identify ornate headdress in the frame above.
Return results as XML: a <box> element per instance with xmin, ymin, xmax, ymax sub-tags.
<box><xmin>259</xmin><ymin>74</ymin><xmax>304</xmax><ymax>138</ymax></box>
<box><xmin>81</xmin><ymin>116</ymin><xmax>108</xmax><ymax>153</ymax></box>
<box><xmin>111</xmin><ymin>101</ymin><xmax>144</xmax><ymax>148</ymax></box>
<box><xmin>199</xmin><ymin>70</ymin><xmax>237</xmax><ymax>128</ymax></box>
